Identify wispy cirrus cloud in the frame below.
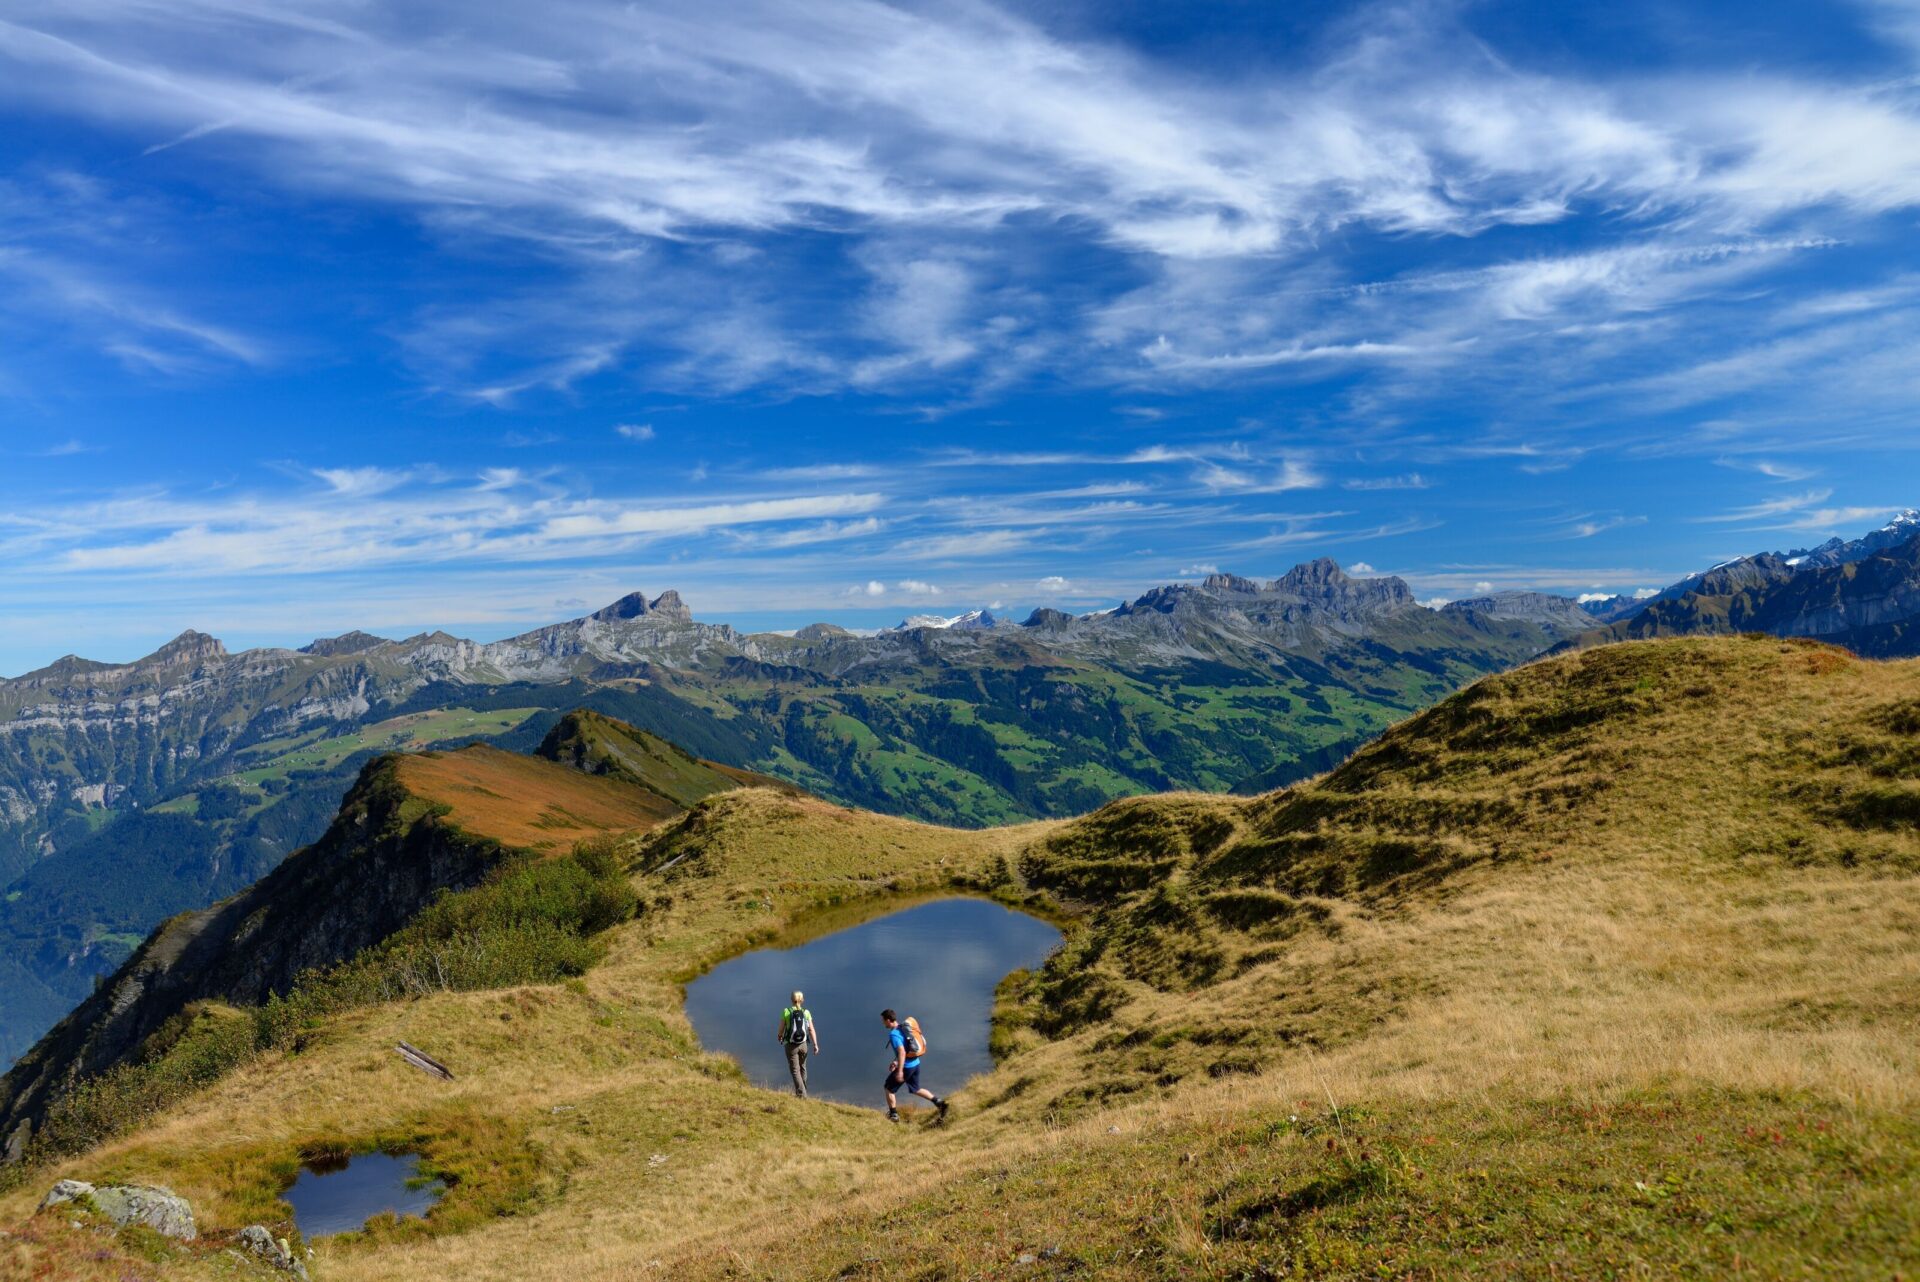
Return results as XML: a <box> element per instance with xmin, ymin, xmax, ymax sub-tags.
<box><xmin>1</xmin><ymin>470</ymin><xmax>889</xmax><ymax>578</ymax></box>
<box><xmin>1693</xmin><ymin>489</ymin><xmax>1835</xmax><ymax>522</ymax></box>
<box><xmin>1</xmin><ymin>0</ymin><xmax>1917</xmax><ymax>410</ymax></box>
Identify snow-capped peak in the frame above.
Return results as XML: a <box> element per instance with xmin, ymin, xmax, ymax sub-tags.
<box><xmin>889</xmin><ymin>608</ymin><xmax>1001</xmax><ymax>632</ymax></box>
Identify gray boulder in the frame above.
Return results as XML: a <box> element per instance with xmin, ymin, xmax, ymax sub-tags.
<box><xmin>37</xmin><ymin>1178</ymin><xmax>93</xmax><ymax>1210</ymax></box>
<box><xmin>40</xmin><ymin>1180</ymin><xmax>197</xmax><ymax>1240</ymax></box>
<box><xmin>238</xmin><ymin>1224</ymin><xmax>310</xmax><ymax>1279</ymax></box>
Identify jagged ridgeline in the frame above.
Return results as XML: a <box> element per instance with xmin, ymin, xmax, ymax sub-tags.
<box><xmin>0</xmin><ymin>565</ymin><xmax>1589</xmax><ymax>1064</ymax></box>
<box><xmin>1</xmin><ymin>637</ymin><xmax>1916</xmax><ymax>1281</ymax></box>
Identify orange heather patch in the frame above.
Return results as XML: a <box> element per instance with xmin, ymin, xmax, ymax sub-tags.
<box><xmin>395</xmin><ymin>744</ymin><xmax>681</xmax><ymax>852</ymax></box>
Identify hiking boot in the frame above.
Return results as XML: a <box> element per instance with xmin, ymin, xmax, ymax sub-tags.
<box><xmin>887</xmin><ymin>1109</ymin><xmax>901</xmax><ymax>1124</ymax></box>
<box><xmin>935</xmin><ymin>1097</ymin><xmax>951</xmax><ymax>1120</ymax></box>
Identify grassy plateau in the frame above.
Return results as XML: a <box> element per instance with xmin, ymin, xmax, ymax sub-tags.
<box><xmin>1</xmin><ymin>636</ymin><xmax>1916</xmax><ymax>1280</ymax></box>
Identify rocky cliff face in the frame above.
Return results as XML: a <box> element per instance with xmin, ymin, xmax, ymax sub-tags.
<box><xmin>1441</xmin><ymin>591</ymin><xmax>1598</xmax><ymax>632</ymax></box>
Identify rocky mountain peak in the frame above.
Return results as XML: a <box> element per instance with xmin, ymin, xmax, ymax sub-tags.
<box><xmin>1202</xmin><ymin>573</ymin><xmax>1262</xmax><ymax>593</ymax></box>
<box><xmin>590</xmin><ymin>590</ymin><xmax>692</xmax><ymax>624</ymax></box>
<box><xmin>1270</xmin><ymin>557</ymin><xmax>1349</xmax><ymax>592</ymax></box>
<box><xmin>648</xmin><ymin>590</ymin><xmax>692</xmax><ymax>622</ymax></box>
<box><xmin>793</xmin><ymin>622</ymin><xmax>852</xmax><ymax>641</ymax></box>
<box><xmin>139</xmin><ymin>631</ymin><xmax>227</xmax><ymax>668</ymax></box>
<box><xmin>298</xmin><ymin>630</ymin><xmax>392</xmax><ymax>658</ymax></box>
<box><xmin>1022</xmin><ymin>607</ymin><xmax>1073</xmax><ymax>629</ymax></box>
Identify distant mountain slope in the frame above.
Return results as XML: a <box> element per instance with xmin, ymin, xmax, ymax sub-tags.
<box><xmin>1577</xmin><ymin>508</ymin><xmax>1920</xmax><ymax>626</ymax></box>
<box><xmin>0</xmin><ymin>711</ymin><xmax>754</xmax><ymax>1155</ymax></box>
<box><xmin>534</xmin><ymin>709</ymin><xmax>796</xmax><ymax>805</ymax></box>
<box><xmin>0</xmin><ymin>558</ymin><xmax>1594</xmax><ymax>1064</ymax></box>
<box><xmin>1566</xmin><ymin>532</ymin><xmax>1920</xmax><ymax>657</ymax></box>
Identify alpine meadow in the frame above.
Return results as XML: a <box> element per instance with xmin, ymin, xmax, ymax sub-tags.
<box><xmin>2</xmin><ymin>3</ymin><xmax>1918</xmax><ymax>1280</ymax></box>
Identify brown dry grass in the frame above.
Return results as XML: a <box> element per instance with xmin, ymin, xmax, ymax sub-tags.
<box><xmin>395</xmin><ymin>745</ymin><xmax>680</xmax><ymax>851</ymax></box>
<box><xmin>3</xmin><ymin>638</ymin><xmax>1917</xmax><ymax>1280</ymax></box>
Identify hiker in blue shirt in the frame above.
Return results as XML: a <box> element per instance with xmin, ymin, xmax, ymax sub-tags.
<box><xmin>881</xmin><ymin>1008</ymin><xmax>948</xmax><ymax>1124</ymax></box>
<box><xmin>776</xmin><ymin>990</ymin><xmax>820</xmax><ymax>1098</ymax></box>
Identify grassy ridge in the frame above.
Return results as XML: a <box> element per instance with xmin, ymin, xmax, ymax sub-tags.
<box><xmin>2</xmin><ymin>637</ymin><xmax>1916</xmax><ymax>1280</ymax></box>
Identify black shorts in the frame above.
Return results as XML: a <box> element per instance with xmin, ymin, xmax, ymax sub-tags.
<box><xmin>886</xmin><ymin>1064</ymin><xmax>922</xmax><ymax>1094</ymax></box>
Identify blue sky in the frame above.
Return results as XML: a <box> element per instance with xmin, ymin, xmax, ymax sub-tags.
<box><xmin>1</xmin><ymin>0</ymin><xmax>1918</xmax><ymax>674</ymax></box>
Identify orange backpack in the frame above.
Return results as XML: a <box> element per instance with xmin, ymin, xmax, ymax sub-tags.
<box><xmin>901</xmin><ymin>1015</ymin><xmax>928</xmax><ymax>1059</ymax></box>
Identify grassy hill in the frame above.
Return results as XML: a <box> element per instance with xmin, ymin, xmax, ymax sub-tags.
<box><xmin>3</xmin><ymin>636</ymin><xmax>1916</xmax><ymax>1279</ymax></box>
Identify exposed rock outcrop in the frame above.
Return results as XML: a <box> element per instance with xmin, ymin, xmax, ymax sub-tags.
<box><xmin>40</xmin><ymin>1180</ymin><xmax>197</xmax><ymax>1240</ymax></box>
<box><xmin>238</xmin><ymin>1224</ymin><xmax>309</xmax><ymax>1278</ymax></box>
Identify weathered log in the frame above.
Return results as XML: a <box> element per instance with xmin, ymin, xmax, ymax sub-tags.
<box><xmin>395</xmin><ymin>1042</ymin><xmax>454</xmax><ymax>1080</ymax></box>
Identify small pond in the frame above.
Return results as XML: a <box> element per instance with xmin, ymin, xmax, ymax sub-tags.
<box><xmin>283</xmin><ymin>1151</ymin><xmax>445</xmax><ymax>1237</ymax></box>
<box><xmin>684</xmin><ymin>896</ymin><xmax>1062</xmax><ymax>1108</ymax></box>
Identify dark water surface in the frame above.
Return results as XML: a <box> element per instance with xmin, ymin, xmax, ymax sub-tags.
<box><xmin>684</xmin><ymin>897</ymin><xmax>1062</xmax><ymax>1109</ymax></box>
<box><xmin>284</xmin><ymin>1151</ymin><xmax>444</xmax><ymax>1237</ymax></box>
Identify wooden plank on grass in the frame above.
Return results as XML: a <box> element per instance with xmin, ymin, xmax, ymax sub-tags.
<box><xmin>396</xmin><ymin>1042</ymin><xmax>454</xmax><ymax>1080</ymax></box>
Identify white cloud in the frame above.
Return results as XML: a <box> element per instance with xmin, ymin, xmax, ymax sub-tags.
<box><xmin>1716</xmin><ymin>456</ymin><xmax>1816</xmax><ymax>482</ymax></box>
<box><xmin>33</xmin><ymin>438</ymin><xmax>97</xmax><ymax>457</ymax></box>
<box><xmin>615</xmin><ymin>423</ymin><xmax>655</xmax><ymax>441</ymax></box>
<box><xmin>1193</xmin><ymin>457</ymin><xmax>1324</xmax><ymax>494</ymax></box>
<box><xmin>1349</xmin><ymin>561</ymin><xmax>1375</xmax><ymax>574</ymax></box>
<box><xmin>1694</xmin><ymin>489</ymin><xmax>1833</xmax><ymax>522</ymax></box>
<box><xmin>896</xmin><ymin>579</ymin><xmax>940</xmax><ymax>595</ymax></box>
<box><xmin>734</xmin><ymin>516</ymin><xmax>885</xmax><ymax>549</ymax></box>
<box><xmin>4</xmin><ymin>0</ymin><xmax>1916</xmax><ymax>406</ymax></box>
<box><xmin>1473</xmin><ymin>581</ymin><xmax>1494</xmax><ymax>593</ymax></box>
<box><xmin>759</xmin><ymin>463</ymin><xmax>882</xmax><ymax>480</ymax></box>
<box><xmin>313</xmin><ymin>466</ymin><xmax>410</xmax><ymax>496</ymax></box>
<box><xmin>1177</xmin><ymin>563</ymin><xmax>1219</xmax><ymax>577</ymax></box>
<box><xmin>1035</xmin><ymin>575</ymin><xmax>1071</xmax><ymax>594</ymax></box>
<box><xmin>1343</xmin><ymin>473</ymin><xmax>1430</xmax><ymax>492</ymax></box>
<box><xmin>16</xmin><ymin>470</ymin><xmax>890</xmax><ymax>577</ymax></box>
<box><xmin>502</xmin><ymin>429</ymin><xmax>560</xmax><ymax>448</ymax></box>
<box><xmin>1561</xmin><ymin>514</ymin><xmax>1646</xmax><ymax>539</ymax></box>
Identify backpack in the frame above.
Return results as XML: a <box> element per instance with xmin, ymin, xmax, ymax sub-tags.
<box><xmin>783</xmin><ymin>1008</ymin><xmax>810</xmax><ymax>1046</ymax></box>
<box><xmin>900</xmin><ymin>1015</ymin><xmax>927</xmax><ymax>1059</ymax></box>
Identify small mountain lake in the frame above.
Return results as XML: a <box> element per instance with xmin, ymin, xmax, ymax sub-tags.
<box><xmin>283</xmin><ymin>1151</ymin><xmax>444</xmax><ymax>1237</ymax></box>
<box><xmin>684</xmin><ymin>896</ymin><xmax>1062</xmax><ymax>1108</ymax></box>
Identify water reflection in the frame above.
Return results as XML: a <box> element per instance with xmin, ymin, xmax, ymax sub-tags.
<box><xmin>684</xmin><ymin>897</ymin><xmax>1061</xmax><ymax>1108</ymax></box>
<box><xmin>284</xmin><ymin>1151</ymin><xmax>444</xmax><ymax>1237</ymax></box>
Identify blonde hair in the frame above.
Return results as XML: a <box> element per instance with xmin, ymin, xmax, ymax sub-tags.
<box><xmin>791</xmin><ymin>990</ymin><xmax>805</xmax><ymax>1005</ymax></box>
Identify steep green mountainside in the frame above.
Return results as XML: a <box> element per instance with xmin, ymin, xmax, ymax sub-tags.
<box><xmin>533</xmin><ymin>709</ymin><xmax>795</xmax><ymax>803</ymax></box>
<box><xmin>1567</xmin><ymin>531</ymin><xmax>1920</xmax><ymax>657</ymax></box>
<box><xmin>0</xmin><ymin>636</ymin><xmax>1914</xmax><ymax>1281</ymax></box>
<box><xmin>0</xmin><ymin>711</ymin><xmax>748</xmax><ymax>1153</ymax></box>
<box><xmin>0</xmin><ymin>562</ymin><xmax>1584</xmax><ymax>1063</ymax></box>
<box><xmin>0</xmin><ymin>708</ymin><xmax>548</xmax><ymax>1067</ymax></box>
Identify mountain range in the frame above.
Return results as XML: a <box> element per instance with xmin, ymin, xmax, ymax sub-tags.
<box><xmin>4</xmin><ymin>510</ymin><xmax>1919</xmax><ymax>1067</ymax></box>
<box><xmin>0</xmin><ymin>558</ymin><xmax>1590</xmax><ymax>1064</ymax></box>
<box><xmin>1563</xmin><ymin>509</ymin><xmax>1920</xmax><ymax>656</ymax></box>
